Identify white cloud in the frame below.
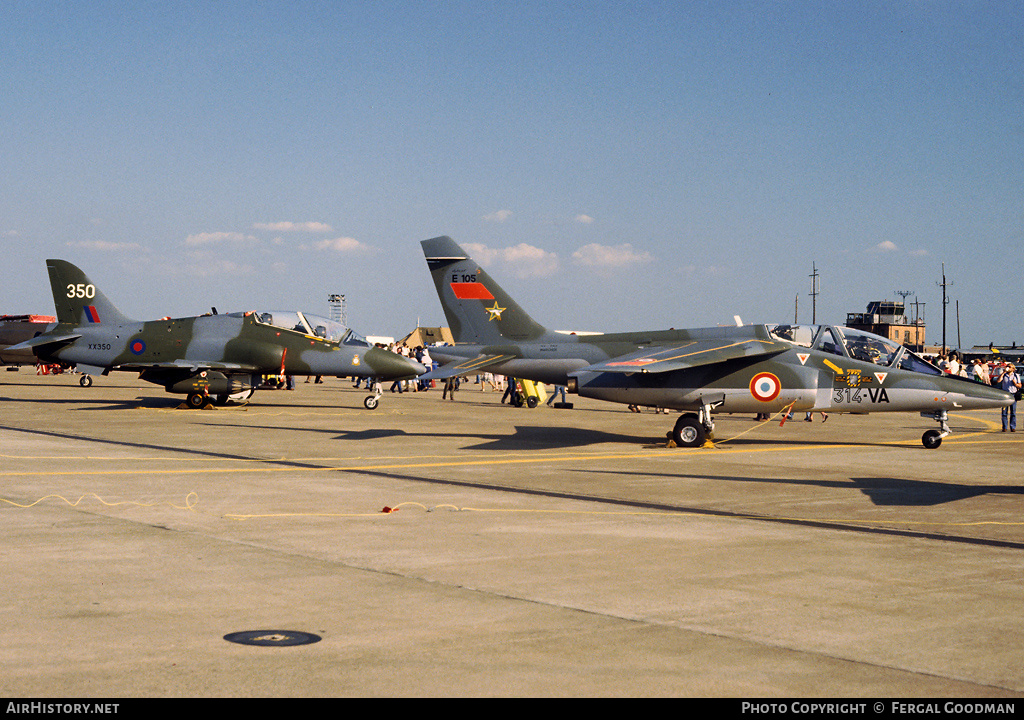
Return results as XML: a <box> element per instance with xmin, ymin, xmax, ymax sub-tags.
<box><xmin>909</xmin><ymin>248</ymin><xmax>929</xmax><ymax>257</ymax></box>
<box><xmin>463</xmin><ymin>242</ymin><xmax>500</xmax><ymax>265</ymax></box>
<box><xmin>185</xmin><ymin>231</ymin><xmax>258</xmax><ymax>246</ymax></box>
<box><xmin>575</xmin><ymin>214</ymin><xmax>595</xmax><ymax>224</ymax></box>
<box><xmin>65</xmin><ymin>240</ymin><xmax>143</xmax><ymax>251</ymax></box>
<box><xmin>874</xmin><ymin>240</ymin><xmax>898</xmax><ymax>252</ymax></box>
<box><xmin>571</xmin><ymin>243</ymin><xmax>653</xmax><ymax>270</ymax></box>
<box><xmin>180</xmin><ymin>249</ymin><xmax>256</xmax><ymax>277</ymax></box>
<box><xmin>463</xmin><ymin>242</ymin><xmax>559</xmax><ymax>277</ymax></box>
<box><xmin>483</xmin><ymin>209</ymin><xmax>513</xmax><ymax>223</ymax></box>
<box><xmin>314</xmin><ymin>236</ymin><xmax>371</xmax><ymax>253</ymax></box>
<box><xmin>187</xmin><ymin>258</ymin><xmax>255</xmax><ymax>277</ymax></box>
<box><xmin>253</xmin><ymin>221</ymin><xmax>333</xmax><ymax>233</ymax></box>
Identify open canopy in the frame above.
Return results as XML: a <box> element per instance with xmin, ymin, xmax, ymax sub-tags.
<box><xmin>240</xmin><ymin>311</ymin><xmax>370</xmax><ymax>347</ymax></box>
<box><xmin>766</xmin><ymin>324</ymin><xmax>941</xmax><ymax>375</ymax></box>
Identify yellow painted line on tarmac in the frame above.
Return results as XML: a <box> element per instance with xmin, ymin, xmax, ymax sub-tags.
<box><xmin>0</xmin><ymin>412</ymin><xmax>1016</xmax><ymax>478</ymax></box>
<box><xmin>0</xmin><ymin>449</ymin><xmax>700</xmax><ymax>477</ymax></box>
<box><xmin>1</xmin><ymin>432</ymin><xmax>1019</xmax><ymax>478</ymax></box>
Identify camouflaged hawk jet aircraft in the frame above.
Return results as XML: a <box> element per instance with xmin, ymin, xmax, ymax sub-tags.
<box><xmin>10</xmin><ymin>259</ymin><xmax>424</xmax><ymax>408</ymax></box>
<box><xmin>421</xmin><ymin>236</ymin><xmax>1013</xmax><ymax>449</ymax></box>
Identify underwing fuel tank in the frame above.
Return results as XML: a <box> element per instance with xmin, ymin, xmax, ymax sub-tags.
<box><xmin>163</xmin><ymin>370</ymin><xmax>256</xmax><ymax>396</ymax></box>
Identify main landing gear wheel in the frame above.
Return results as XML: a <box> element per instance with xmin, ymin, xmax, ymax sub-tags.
<box><xmin>186</xmin><ymin>392</ymin><xmax>207</xmax><ymax>408</ymax></box>
<box><xmin>672</xmin><ymin>414</ymin><xmax>707</xmax><ymax>448</ymax></box>
<box><xmin>922</xmin><ymin>429</ymin><xmax>943</xmax><ymax>449</ymax></box>
<box><xmin>79</xmin><ymin>375</ymin><xmax>93</xmax><ymax>387</ymax></box>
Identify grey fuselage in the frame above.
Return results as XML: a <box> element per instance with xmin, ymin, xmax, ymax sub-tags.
<box><xmin>430</xmin><ymin>323</ymin><xmax>1013</xmax><ymax>416</ymax></box>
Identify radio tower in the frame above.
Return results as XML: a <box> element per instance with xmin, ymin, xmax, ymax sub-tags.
<box><xmin>894</xmin><ymin>289</ymin><xmax>913</xmax><ymax>320</ymax></box>
<box><xmin>328</xmin><ymin>293</ymin><xmax>346</xmax><ymax>326</ymax></box>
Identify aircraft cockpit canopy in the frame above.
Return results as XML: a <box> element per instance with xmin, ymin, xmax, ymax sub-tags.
<box><xmin>250</xmin><ymin>311</ymin><xmax>370</xmax><ymax>347</ymax></box>
<box><xmin>767</xmin><ymin>324</ymin><xmax>941</xmax><ymax>375</ymax></box>
<box><xmin>766</xmin><ymin>324</ymin><xmax>818</xmax><ymax>347</ymax></box>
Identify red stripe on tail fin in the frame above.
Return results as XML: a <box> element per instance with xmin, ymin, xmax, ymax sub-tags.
<box><xmin>450</xmin><ymin>282</ymin><xmax>494</xmax><ymax>300</ymax></box>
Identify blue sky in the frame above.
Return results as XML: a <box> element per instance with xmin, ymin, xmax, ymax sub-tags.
<box><xmin>3</xmin><ymin>1</ymin><xmax>1021</xmax><ymax>348</ymax></box>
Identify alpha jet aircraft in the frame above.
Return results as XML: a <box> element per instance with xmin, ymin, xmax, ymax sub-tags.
<box><xmin>10</xmin><ymin>259</ymin><xmax>424</xmax><ymax>408</ymax></box>
<box><xmin>421</xmin><ymin>236</ymin><xmax>1013</xmax><ymax>449</ymax></box>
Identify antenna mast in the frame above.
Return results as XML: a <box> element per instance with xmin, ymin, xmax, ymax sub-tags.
<box><xmin>894</xmin><ymin>289</ymin><xmax>913</xmax><ymax>319</ymax></box>
<box><xmin>936</xmin><ymin>264</ymin><xmax>953</xmax><ymax>353</ymax></box>
<box><xmin>809</xmin><ymin>262</ymin><xmax>820</xmax><ymax>324</ymax></box>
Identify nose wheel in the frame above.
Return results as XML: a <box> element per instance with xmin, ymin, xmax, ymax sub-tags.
<box><xmin>363</xmin><ymin>380</ymin><xmax>382</xmax><ymax>410</ymax></box>
<box><xmin>922</xmin><ymin>429</ymin><xmax>944</xmax><ymax>449</ymax></box>
<box><xmin>920</xmin><ymin>410</ymin><xmax>950</xmax><ymax>449</ymax></box>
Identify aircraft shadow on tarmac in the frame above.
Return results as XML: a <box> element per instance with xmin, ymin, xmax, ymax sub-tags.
<box><xmin>848</xmin><ymin>476</ymin><xmax>1024</xmax><ymax>506</ymax></box>
<box><xmin>578</xmin><ymin>469</ymin><xmax>1024</xmax><ymax>507</ymax></box>
<box><xmin>26</xmin><ymin>396</ymin><xmax>365</xmax><ymax>412</ymax></box>
<box><xmin>0</xmin><ymin>393</ymin><xmax>149</xmax><ymax>408</ymax></box>
<box><xmin>207</xmin><ymin>422</ymin><xmax>652</xmax><ymax>451</ymax></box>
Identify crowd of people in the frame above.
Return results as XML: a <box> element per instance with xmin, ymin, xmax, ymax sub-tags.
<box><xmin>928</xmin><ymin>350</ymin><xmax>1022</xmax><ymax>432</ymax></box>
<box><xmin>377</xmin><ymin>343</ymin><xmax>517</xmax><ymax>399</ymax></box>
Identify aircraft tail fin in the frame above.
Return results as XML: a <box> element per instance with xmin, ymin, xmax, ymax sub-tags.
<box><xmin>421</xmin><ymin>236</ymin><xmax>548</xmax><ymax>344</ymax></box>
<box><xmin>46</xmin><ymin>259</ymin><xmax>136</xmax><ymax>326</ymax></box>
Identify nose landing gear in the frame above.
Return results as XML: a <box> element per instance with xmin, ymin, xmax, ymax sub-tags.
<box><xmin>921</xmin><ymin>410</ymin><xmax>950</xmax><ymax>449</ymax></box>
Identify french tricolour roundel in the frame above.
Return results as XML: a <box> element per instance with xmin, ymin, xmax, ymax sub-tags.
<box><xmin>749</xmin><ymin>372</ymin><xmax>782</xmax><ymax>402</ymax></box>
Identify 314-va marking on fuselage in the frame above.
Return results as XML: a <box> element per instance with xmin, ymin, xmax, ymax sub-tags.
<box><xmin>833</xmin><ymin>386</ymin><xmax>890</xmax><ymax>404</ymax></box>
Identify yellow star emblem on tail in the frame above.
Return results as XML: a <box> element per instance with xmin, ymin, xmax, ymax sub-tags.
<box><xmin>486</xmin><ymin>301</ymin><xmax>506</xmax><ymax>321</ymax></box>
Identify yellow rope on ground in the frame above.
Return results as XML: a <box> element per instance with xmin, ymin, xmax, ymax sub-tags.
<box><xmin>698</xmin><ymin>402</ymin><xmax>796</xmax><ymax>447</ymax></box>
<box><xmin>0</xmin><ymin>491</ymin><xmax>198</xmax><ymax>511</ymax></box>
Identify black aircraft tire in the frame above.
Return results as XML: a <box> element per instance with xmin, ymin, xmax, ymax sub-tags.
<box><xmin>922</xmin><ymin>429</ymin><xmax>943</xmax><ymax>449</ymax></box>
<box><xmin>187</xmin><ymin>392</ymin><xmax>206</xmax><ymax>409</ymax></box>
<box><xmin>79</xmin><ymin>375</ymin><xmax>93</xmax><ymax>387</ymax></box>
<box><xmin>672</xmin><ymin>414</ymin><xmax>706</xmax><ymax>448</ymax></box>
<box><xmin>364</xmin><ymin>395</ymin><xmax>379</xmax><ymax>410</ymax></box>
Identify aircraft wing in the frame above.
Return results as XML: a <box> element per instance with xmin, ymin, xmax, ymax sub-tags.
<box><xmin>420</xmin><ymin>354</ymin><xmax>519</xmax><ymax>380</ymax></box>
<box><xmin>571</xmin><ymin>338</ymin><xmax>789</xmax><ymax>375</ymax></box>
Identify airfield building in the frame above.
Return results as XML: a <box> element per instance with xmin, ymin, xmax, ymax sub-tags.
<box><xmin>845</xmin><ymin>301</ymin><xmax>926</xmax><ymax>351</ymax></box>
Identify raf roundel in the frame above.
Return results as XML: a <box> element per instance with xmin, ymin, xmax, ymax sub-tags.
<box><xmin>749</xmin><ymin>372</ymin><xmax>782</xmax><ymax>402</ymax></box>
<box><xmin>129</xmin><ymin>339</ymin><xmax>146</xmax><ymax>355</ymax></box>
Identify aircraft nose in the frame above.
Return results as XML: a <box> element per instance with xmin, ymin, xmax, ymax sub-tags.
<box><xmin>365</xmin><ymin>347</ymin><xmax>426</xmax><ymax>378</ymax></box>
<box><xmin>959</xmin><ymin>381</ymin><xmax>1016</xmax><ymax>409</ymax></box>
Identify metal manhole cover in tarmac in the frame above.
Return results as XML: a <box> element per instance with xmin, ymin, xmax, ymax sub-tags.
<box><xmin>223</xmin><ymin>630</ymin><xmax>322</xmax><ymax>647</ymax></box>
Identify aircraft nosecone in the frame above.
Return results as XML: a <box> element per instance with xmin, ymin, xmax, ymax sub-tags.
<box><xmin>954</xmin><ymin>380</ymin><xmax>1016</xmax><ymax>410</ymax></box>
<box><xmin>365</xmin><ymin>347</ymin><xmax>426</xmax><ymax>378</ymax></box>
